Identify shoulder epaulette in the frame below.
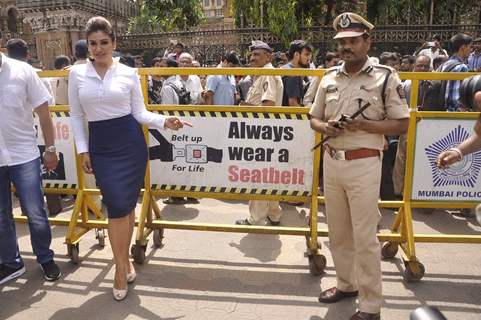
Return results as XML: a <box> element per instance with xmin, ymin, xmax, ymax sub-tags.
<box><xmin>325</xmin><ymin>66</ymin><xmax>340</xmax><ymax>73</ymax></box>
<box><xmin>372</xmin><ymin>64</ymin><xmax>394</xmax><ymax>74</ymax></box>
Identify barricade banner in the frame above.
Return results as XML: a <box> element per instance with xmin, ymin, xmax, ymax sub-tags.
<box><xmin>412</xmin><ymin>118</ymin><xmax>481</xmax><ymax>201</ymax></box>
<box><xmin>34</xmin><ymin>112</ymin><xmax>78</xmax><ymax>189</ymax></box>
<box><xmin>148</xmin><ymin>110</ymin><xmax>314</xmax><ymax>196</ymax></box>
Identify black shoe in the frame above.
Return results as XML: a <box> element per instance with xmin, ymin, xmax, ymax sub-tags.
<box><xmin>0</xmin><ymin>264</ymin><xmax>26</xmax><ymax>285</ymax></box>
<box><xmin>186</xmin><ymin>197</ymin><xmax>199</xmax><ymax>204</ymax></box>
<box><xmin>452</xmin><ymin>208</ymin><xmax>475</xmax><ymax>218</ymax></box>
<box><xmin>318</xmin><ymin>287</ymin><xmax>359</xmax><ymax>303</ymax></box>
<box><xmin>266</xmin><ymin>216</ymin><xmax>280</xmax><ymax>226</ymax></box>
<box><xmin>350</xmin><ymin>311</ymin><xmax>381</xmax><ymax>320</ymax></box>
<box><xmin>287</xmin><ymin>202</ymin><xmax>304</xmax><ymax>206</ymax></box>
<box><xmin>163</xmin><ymin>197</ymin><xmax>188</xmax><ymax>205</ymax></box>
<box><xmin>235</xmin><ymin>218</ymin><xmax>252</xmax><ymax>225</ymax></box>
<box><xmin>41</xmin><ymin>260</ymin><xmax>61</xmax><ymax>282</ymax></box>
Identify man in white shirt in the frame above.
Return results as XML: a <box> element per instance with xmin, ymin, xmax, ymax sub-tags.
<box><xmin>416</xmin><ymin>35</ymin><xmax>448</xmax><ymax>69</ymax></box>
<box><xmin>0</xmin><ymin>52</ymin><xmax>61</xmax><ymax>284</ymax></box>
<box><xmin>160</xmin><ymin>58</ymin><xmax>183</xmax><ymax>105</ymax></box>
<box><xmin>6</xmin><ymin>39</ymin><xmax>55</xmax><ymax>105</ymax></box>
<box><xmin>178</xmin><ymin>52</ymin><xmax>203</xmax><ymax>104</ymax></box>
<box><xmin>7</xmin><ymin>38</ymin><xmax>61</xmax><ymax>216</ymax></box>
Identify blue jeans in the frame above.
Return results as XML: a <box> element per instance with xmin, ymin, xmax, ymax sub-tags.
<box><xmin>0</xmin><ymin>158</ymin><xmax>54</xmax><ymax>268</ymax></box>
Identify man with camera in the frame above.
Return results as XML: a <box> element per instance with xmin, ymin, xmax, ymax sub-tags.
<box><xmin>416</xmin><ymin>34</ymin><xmax>448</xmax><ymax>67</ymax></box>
<box><xmin>309</xmin><ymin>12</ymin><xmax>409</xmax><ymax>320</ymax></box>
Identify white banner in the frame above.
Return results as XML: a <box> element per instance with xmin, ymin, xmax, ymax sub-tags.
<box><xmin>35</xmin><ymin>114</ymin><xmax>78</xmax><ymax>188</ymax></box>
<box><xmin>412</xmin><ymin>118</ymin><xmax>481</xmax><ymax>201</ymax></box>
<box><xmin>149</xmin><ymin>113</ymin><xmax>315</xmax><ymax>195</ymax></box>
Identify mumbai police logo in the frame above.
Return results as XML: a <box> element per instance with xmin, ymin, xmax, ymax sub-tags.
<box><xmin>340</xmin><ymin>14</ymin><xmax>351</xmax><ymax>28</ymax></box>
<box><xmin>425</xmin><ymin>125</ymin><xmax>481</xmax><ymax>188</ymax></box>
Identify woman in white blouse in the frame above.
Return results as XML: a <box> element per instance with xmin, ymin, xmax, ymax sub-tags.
<box><xmin>69</xmin><ymin>16</ymin><xmax>190</xmax><ymax>301</ymax></box>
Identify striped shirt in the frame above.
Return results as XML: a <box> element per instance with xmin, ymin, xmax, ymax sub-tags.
<box><xmin>441</xmin><ymin>56</ymin><xmax>469</xmax><ymax>111</ymax></box>
<box><xmin>468</xmin><ymin>52</ymin><xmax>481</xmax><ymax>71</ymax></box>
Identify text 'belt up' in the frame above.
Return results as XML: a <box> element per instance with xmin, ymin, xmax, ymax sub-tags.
<box><xmin>325</xmin><ymin>145</ymin><xmax>380</xmax><ymax>161</ymax></box>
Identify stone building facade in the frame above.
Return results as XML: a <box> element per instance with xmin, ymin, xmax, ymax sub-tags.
<box><xmin>201</xmin><ymin>0</ymin><xmax>234</xmax><ymax>29</ymax></box>
<box><xmin>0</xmin><ymin>0</ymin><xmax>137</xmax><ymax>68</ymax></box>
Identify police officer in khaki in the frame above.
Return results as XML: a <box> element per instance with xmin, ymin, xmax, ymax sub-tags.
<box><xmin>236</xmin><ymin>40</ymin><xmax>284</xmax><ymax>226</ymax></box>
<box><xmin>309</xmin><ymin>13</ymin><xmax>409</xmax><ymax>320</ymax></box>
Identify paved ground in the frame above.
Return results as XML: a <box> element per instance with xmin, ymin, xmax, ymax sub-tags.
<box><xmin>1</xmin><ymin>196</ymin><xmax>481</xmax><ymax>320</ymax></box>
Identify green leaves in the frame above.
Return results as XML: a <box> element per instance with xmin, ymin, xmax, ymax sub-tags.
<box><xmin>232</xmin><ymin>0</ymin><xmax>327</xmax><ymax>45</ymax></box>
<box><xmin>266</xmin><ymin>0</ymin><xmax>298</xmax><ymax>45</ymax></box>
<box><xmin>367</xmin><ymin>0</ymin><xmax>479</xmax><ymax>25</ymax></box>
<box><xmin>127</xmin><ymin>0</ymin><xmax>205</xmax><ymax>34</ymax></box>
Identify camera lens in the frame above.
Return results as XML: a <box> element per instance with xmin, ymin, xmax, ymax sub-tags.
<box><xmin>460</xmin><ymin>75</ymin><xmax>481</xmax><ymax>110</ymax></box>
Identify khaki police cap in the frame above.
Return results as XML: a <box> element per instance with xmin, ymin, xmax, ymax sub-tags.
<box><xmin>249</xmin><ymin>40</ymin><xmax>272</xmax><ymax>53</ymax></box>
<box><xmin>332</xmin><ymin>12</ymin><xmax>374</xmax><ymax>39</ymax></box>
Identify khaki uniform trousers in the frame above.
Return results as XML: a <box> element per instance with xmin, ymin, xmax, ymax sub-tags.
<box><xmin>248</xmin><ymin>200</ymin><xmax>281</xmax><ymax>225</ymax></box>
<box><xmin>392</xmin><ymin>133</ymin><xmax>407</xmax><ymax>197</ymax></box>
<box><xmin>324</xmin><ymin>152</ymin><xmax>382</xmax><ymax>314</ymax></box>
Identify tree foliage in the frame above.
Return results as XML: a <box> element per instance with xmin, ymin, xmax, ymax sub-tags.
<box><xmin>367</xmin><ymin>0</ymin><xmax>479</xmax><ymax>25</ymax></box>
<box><xmin>266</xmin><ymin>0</ymin><xmax>298</xmax><ymax>45</ymax></box>
<box><xmin>232</xmin><ymin>0</ymin><xmax>479</xmax><ymax>35</ymax></box>
<box><xmin>232</xmin><ymin>0</ymin><xmax>325</xmax><ymax>45</ymax></box>
<box><xmin>128</xmin><ymin>0</ymin><xmax>204</xmax><ymax>34</ymax></box>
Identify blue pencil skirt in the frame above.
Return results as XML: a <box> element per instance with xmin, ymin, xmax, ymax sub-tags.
<box><xmin>88</xmin><ymin>114</ymin><xmax>148</xmax><ymax>219</ymax></box>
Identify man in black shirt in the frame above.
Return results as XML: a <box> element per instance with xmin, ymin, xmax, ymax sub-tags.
<box><xmin>281</xmin><ymin>40</ymin><xmax>313</xmax><ymax>106</ymax></box>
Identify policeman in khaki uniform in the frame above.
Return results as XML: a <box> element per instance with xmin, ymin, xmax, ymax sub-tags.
<box><xmin>309</xmin><ymin>13</ymin><xmax>409</xmax><ymax>320</ymax></box>
<box><xmin>236</xmin><ymin>41</ymin><xmax>284</xmax><ymax>226</ymax></box>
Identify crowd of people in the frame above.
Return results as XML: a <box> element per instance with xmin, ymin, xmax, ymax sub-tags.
<box><xmin>1</xmin><ymin>10</ymin><xmax>481</xmax><ymax>319</ymax></box>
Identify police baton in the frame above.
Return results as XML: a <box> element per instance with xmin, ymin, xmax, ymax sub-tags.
<box><xmin>311</xmin><ymin>101</ymin><xmax>372</xmax><ymax>151</ymax></box>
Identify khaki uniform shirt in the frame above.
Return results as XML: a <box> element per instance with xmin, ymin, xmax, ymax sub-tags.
<box><xmin>55</xmin><ymin>60</ymin><xmax>86</xmax><ymax>105</ymax></box>
<box><xmin>246</xmin><ymin>63</ymin><xmax>283</xmax><ymax>106</ymax></box>
<box><xmin>309</xmin><ymin>58</ymin><xmax>409</xmax><ymax>151</ymax></box>
<box><xmin>303</xmin><ymin>74</ymin><xmax>321</xmax><ymax>107</ymax></box>
<box><xmin>54</xmin><ymin>68</ymin><xmax>69</xmax><ymax>105</ymax></box>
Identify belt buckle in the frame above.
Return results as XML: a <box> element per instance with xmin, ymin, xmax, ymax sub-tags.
<box><xmin>333</xmin><ymin>150</ymin><xmax>346</xmax><ymax>160</ymax></box>
<box><xmin>327</xmin><ymin>145</ymin><xmax>346</xmax><ymax>160</ymax></box>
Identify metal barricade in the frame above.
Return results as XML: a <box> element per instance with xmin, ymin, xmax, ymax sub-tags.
<box><xmin>23</xmin><ymin>67</ymin><xmax>481</xmax><ymax>280</ymax></box>
<box><xmin>377</xmin><ymin>71</ymin><xmax>481</xmax><ymax>282</ymax></box>
<box><xmin>131</xmin><ymin>67</ymin><xmax>327</xmax><ymax>274</ymax></box>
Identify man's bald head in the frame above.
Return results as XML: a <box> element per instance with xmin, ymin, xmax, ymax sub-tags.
<box><xmin>414</xmin><ymin>55</ymin><xmax>431</xmax><ymax>72</ymax></box>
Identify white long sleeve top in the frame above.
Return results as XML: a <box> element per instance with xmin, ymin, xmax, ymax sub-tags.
<box><xmin>68</xmin><ymin>59</ymin><xmax>166</xmax><ymax>153</ymax></box>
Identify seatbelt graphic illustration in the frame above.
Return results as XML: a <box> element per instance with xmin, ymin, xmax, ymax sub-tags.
<box><xmin>149</xmin><ymin>129</ymin><xmax>223</xmax><ymax>163</ymax></box>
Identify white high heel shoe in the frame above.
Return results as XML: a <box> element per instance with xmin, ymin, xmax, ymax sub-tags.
<box><xmin>126</xmin><ymin>262</ymin><xmax>136</xmax><ymax>283</ymax></box>
<box><xmin>127</xmin><ymin>271</ymin><xmax>137</xmax><ymax>283</ymax></box>
<box><xmin>113</xmin><ymin>270</ymin><xmax>129</xmax><ymax>301</ymax></box>
<box><xmin>112</xmin><ymin>286</ymin><xmax>128</xmax><ymax>301</ymax></box>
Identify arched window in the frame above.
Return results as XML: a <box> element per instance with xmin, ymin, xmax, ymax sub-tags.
<box><xmin>7</xmin><ymin>8</ymin><xmax>18</xmax><ymax>33</ymax></box>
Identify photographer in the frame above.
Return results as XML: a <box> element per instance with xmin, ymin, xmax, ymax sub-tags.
<box><xmin>415</xmin><ymin>35</ymin><xmax>448</xmax><ymax>66</ymax></box>
<box><xmin>437</xmin><ymin>75</ymin><xmax>481</xmax><ymax>167</ymax></box>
